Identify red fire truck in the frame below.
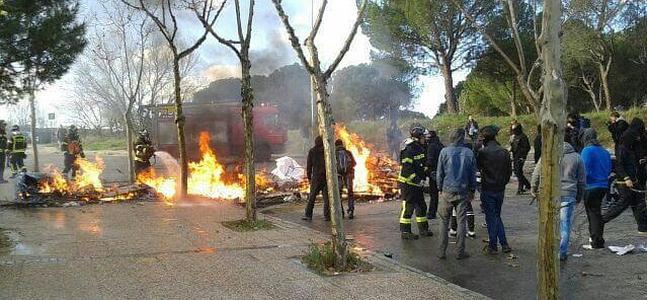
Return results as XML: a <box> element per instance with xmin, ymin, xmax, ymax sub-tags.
<box><xmin>147</xmin><ymin>102</ymin><xmax>287</xmax><ymax>162</ymax></box>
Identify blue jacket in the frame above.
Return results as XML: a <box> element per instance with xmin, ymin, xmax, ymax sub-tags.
<box><xmin>437</xmin><ymin>134</ymin><xmax>477</xmax><ymax>196</ymax></box>
<box><xmin>581</xmin><ymin>145</ymin><xmax>611</xmax><ymax>189</ymax></box>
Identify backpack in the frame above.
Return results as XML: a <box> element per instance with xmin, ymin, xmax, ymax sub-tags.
<box><xmin>68</xmin><ymin>140</ymin><xmax>82</xmax><ymax>155</ymax></box>
<box><xmin>337</xmin><ymin>148</ymin><xmax>350</xmax><ymax>175</ymax></box>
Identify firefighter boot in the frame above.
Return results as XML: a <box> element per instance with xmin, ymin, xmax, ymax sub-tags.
<box><xmin>418</xmin><ymin>221</ymin><xmax>433</xmax><ymax>237</ymax></box>
<box><xmin>400</xmin><ymin>223</ymin><xmax>419</xmax><ymax>240</ymax></box>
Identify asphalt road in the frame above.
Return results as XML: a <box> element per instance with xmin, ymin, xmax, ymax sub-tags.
<box><xmin>264</xmin><ymin>185</ymin><xmax>647</xmax><ymax>299</ymax></box>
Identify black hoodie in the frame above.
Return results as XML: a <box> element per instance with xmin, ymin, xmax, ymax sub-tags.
<box><xmin>426</xmin><ymin>133</ymin><xmax>444</xmax><ymax>173</ymax></box>
<box><xmin>617</xmin><ymin>118</ymin><xmax>646</xmax><ymax>184</ymax></box>
<box><xmin>511</xmin><ymin>124</ymin><xmax>531</xmax><ymax>160</ymax></box>
<box><xmin>307</xmin><ymin>137</ymin><xmax>326</xmax><ymax>181</ymax></box>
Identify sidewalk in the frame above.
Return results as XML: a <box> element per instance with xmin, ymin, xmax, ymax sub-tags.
<box><xmin>0</xmin><ymin>199</ymin><xmax>486</xmax><ymax>299</ymax></box>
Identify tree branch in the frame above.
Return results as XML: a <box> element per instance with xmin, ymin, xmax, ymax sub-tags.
<box><xmin>270</xmin><ymin>0</ymin><xmax>314</xmax><ymax>73</ymax></box>
<box><xmin>323</xmin><ymin>0</ymin><xmax>368</xmax><ymax>79</ymax></box>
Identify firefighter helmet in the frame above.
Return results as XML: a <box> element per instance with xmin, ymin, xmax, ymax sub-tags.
<box><xmin>410</xmin><ymin>126</ymin><xmax>425</xmax><ymax>139</ymax></box>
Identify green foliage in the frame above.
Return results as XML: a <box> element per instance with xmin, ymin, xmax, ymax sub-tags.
<box><xmin>331</xmin><ymin>63</ymin><xmax>413</xmax><ymax>122</ymax></box>
<box><xmin>302</xmin><ymin>242</ymin><xmax>372</xmax><ymax>275</ymax></box>
<box><xmin>82</xmin><ymin>136</ymin><xmax>127</xmax><ymax>151</ymax></box>
<box><xmin>221</xmin><ymin>219</ymin><xmax>274</xmax><ymax>232</ymax></box>
<box><xmin>0</xmin><ymin>0</ymin><xmax>86</xmax><ymax>103</ymax></box>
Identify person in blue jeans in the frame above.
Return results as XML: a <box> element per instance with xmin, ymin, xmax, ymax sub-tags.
<box><xmin>476</xmin><ymin>126</ymin><xmax>513</xmax><ymax>254</ymax></box>
<box><xmin>532</xmin><ymin>139</ymin><xmax>586</xmax><ymax>261</ymax></box>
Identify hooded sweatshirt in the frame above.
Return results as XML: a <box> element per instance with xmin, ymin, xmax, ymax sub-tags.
<box><xmin>531</xmin><ymin>142</ymin><xmax>586</xmax><ymax>200</ymax></box>
<box><xmin>617</xmin><ymin>118</ymin><xmax>646</xmax><ymax>183</ymax></box>
<box><xmin>580</xmin><ymin>128</ymin><xmax>612</xmax><ymax>189</ymax></box>
<box><xmin>437</xmin><ymin>129</ymin><xmax>477</xmax><ymax>196</ymax></box>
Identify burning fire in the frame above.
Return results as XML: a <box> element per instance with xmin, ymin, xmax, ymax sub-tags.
<box><xmin>335</xmin><ymin>124</ymin><xmax>391</xmax><ymax>195</ymax></box>
<box><xmin>39</xmin><ymin>156</ymin><xmax>105</xmax><ymax>194</ymax></box>
<box><xmin>187</xmin><ymin>132</ymin><xmax>245</xmax><ymax>200</ymax></box>
<box><xmin>138</xmin><ymin>132</ymin><xmax>246</xmax><ymax>202</ymax></box>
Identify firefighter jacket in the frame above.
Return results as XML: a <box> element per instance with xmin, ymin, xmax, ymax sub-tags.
<box><xmin>7</xmin><ymin>132</ymin><xmax>27</xmax><ymax>154</ymax></box>
<box><xmin>134</xmin><ymin>139</ymin><xmax>155</xmax><ymax>162</ymax></box>
<box><xmin>398</xmin><ymin>140</ymin><xmax>427</xmax><ymax>187</ymax></box>
<box><xmin>62</xmin><ymin>134</ymin><xmax>85</xmax><ymax>158</ymax></box>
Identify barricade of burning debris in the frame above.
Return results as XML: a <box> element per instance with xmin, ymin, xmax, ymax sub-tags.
<box><xmin>13</xmin><ymin>172</ymin><xmax>158</xmax><ymax>207</ymax></box>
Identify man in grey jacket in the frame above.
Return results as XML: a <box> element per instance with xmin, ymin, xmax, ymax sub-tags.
<box><xmin>531</xmin><ymin>138</ymin><xmax>586</xmax><ymax>261</ymax></box>
<box><xmin>437</xmin><ymin>128</ymin><xmax>477</xmax><ymax>260</ymax></box>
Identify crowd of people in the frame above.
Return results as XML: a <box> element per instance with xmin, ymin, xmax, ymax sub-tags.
<box><xmin>302</xmin><ymin>111</ymin><xmax>647</xmax><ymax>262</ymax></box>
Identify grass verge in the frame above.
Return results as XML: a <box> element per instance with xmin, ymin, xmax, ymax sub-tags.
<box><xmin>221</xmin><ymin>219</ymin><xmax>275</xmax><ymax>232</ymax></box>
<box><xmin>82</xmin><ymin>136</ymin><xmax>127</xmax><ymax>151</ymax></box>
<box><xmin>302</xmin><ymin>242</ymin><xmax>373</xmax><ymax>275</ymax></box>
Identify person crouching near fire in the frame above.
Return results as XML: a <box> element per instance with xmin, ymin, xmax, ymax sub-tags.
<box><xmin>398</xmin><ymin>124</ymin><xmax>433</xmax><ymax>240</ymax></box>
<box><xmin>62</xmin><ymin>125</ymin><xmax>85</xmax><ymax>179</ymax></box>
<box><xmin>134</xmin><ymin>129</ymin><xmax>155</xmax><ymax>176</ymax></box>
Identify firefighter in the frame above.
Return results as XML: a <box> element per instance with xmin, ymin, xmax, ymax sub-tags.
<box><xmin>398</xmin><ymin>125</ymin><xmax>433</xmax><ymax>240</ymax></box>
<box><xmin>6</xmin><ymin>125</ymin><xmax>27</xmax><ymax>178</ymax></box>
<box><xmin>0</xmin><ymin>120</ymin><xmax>7</xmax><ymax>183</ymax></box>
<box><xmin>335</xmin><ymin>139</ymin><xmax>356</xmax><ymax>219</ymax></box>
<box><xmin>62</xmin><ymin>125</ymin><xmax>85</xmax><ymax>179</ymax></box>
<box><xmin>134</xmin><ymin>129</ymin><xmax>155</xmax><ymax>175</ymax></box>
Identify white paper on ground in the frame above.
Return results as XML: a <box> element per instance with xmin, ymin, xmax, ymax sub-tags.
<box><xmin>271</xmin><ymin>156</ymin><xmax>305</xmax><ymax>182</ymax></box>
<box><xmin>608</xmin><ymin>244</ymin><xmax>636</xmax><ymax>256</ymax></box>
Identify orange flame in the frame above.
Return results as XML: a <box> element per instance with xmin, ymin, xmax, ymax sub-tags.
<box><xmin>38</xmin><ymin>156</ymin><xmax>105</xmax><ymax>194</ymax></box>
<box><xmin>137</xmin><ymin>168</ymin><xmax>176</xmax><ymax>203</ymax></box>
<box><xmin>187</xmin><ymin>132</ymin><xmax>245</xmax><ymax>200</ymax></box>
<box><xmin>335</xmin><ymin>124</ymin><xmax>385</xmax><ymax>195</ymax></box>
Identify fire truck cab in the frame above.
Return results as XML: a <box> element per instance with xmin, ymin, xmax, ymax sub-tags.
<box><xmin>147</xmin><ymin>102</ymin><xmax>287</xmax><ymax>163</ymax></box>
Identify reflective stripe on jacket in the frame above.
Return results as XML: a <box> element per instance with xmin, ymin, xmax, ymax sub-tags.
<box><xmin>398</xmin><ymin>141</ymin><xmax>426</xmax><ymax>187</ymax></box>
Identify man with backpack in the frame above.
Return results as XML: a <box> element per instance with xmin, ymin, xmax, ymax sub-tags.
<box><xmin>62</xmin><ymin>125</ymin><xmax>85</xmax><ymax>179</ymax></box>
<box><xmin>335</xmin><ymin>139</ymin><xmax>356</xmax><ymax>219</ymax></box>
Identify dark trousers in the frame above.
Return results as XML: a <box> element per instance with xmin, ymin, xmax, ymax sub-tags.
<box><xmin>427</xmin><ymin>180</ymin><xmax>439</xmax><ymax>218</ymax></box>
<box><xmin>338</xmin><ymin>175</ymin><xmax>354</xmax><ymax>212</ymax></box>
<box><xmin>0</xmin><ymin>153</ymin><xmax>5</xmax><ymax>180</ymax></box>
<box><xmin>399</xmin><ymin>184</ymin><xmax>428</xmax><ymax>233</ymax></box>
<box><xmin>603</xmin><ymin>186</ymin><xmax>647</xmax><ymax>232</ymax></box>
<box><xmin>9</xmin><ymin>153</ymin><xmax>25</xmax><ymax>175</ymax></box>
<box><xmin>514</xmin><ymin>158</ymin><xmax>530</xmax><ymax>191</ymax></box>
<box><xmin>305</xmin><ymin>177</ymin><xmax>329</xmax><ymax>219</ymax></box>
<box><xmin>584</xmin><ymin>188</ymin><xmax>607</xmax><ymax>248</ymax></box>
<box><xmin>451</xmin><ymin>201</ymin><xmax>475</xmax><ymax>232</ymax></box>
<box><xmin>481</xmin><ymin>190</ymin><xmax>508</xmax><ymax>250</ymax></box>
<box><xmin>439</xmin><ymin>193</ymin><xmax>468</xmax><ymax>256</ymax></box>
<box><xmin>63</xmin><ymin>153</ymin><xmax>79</xmax><ymax>178</ymax></box>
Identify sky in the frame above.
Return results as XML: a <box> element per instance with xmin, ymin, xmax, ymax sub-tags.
<box><xmin>0</xmin><ymin>0</ymin><xmax>466</xmax><ymax>124</ymax></box>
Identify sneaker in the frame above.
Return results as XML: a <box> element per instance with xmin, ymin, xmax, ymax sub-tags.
<box><xmin>582</xmin><ymin>244</ymin><xmax>594</xmax><ymax>250</ymax></box>
<box><xmin>559</xmin><ymin>255</ymin><xmax>568</xmax><ymax>262</ymax></box>
<box><xmin>401</xmin><ymin>232</ymin><xmax>419</xmax><ymax>240</ymax></box>
<box><xmin>467</xmin><ymin>231</ymin><xmax>476</xmax><ymax>238</ymax></box>
<box><xmin>481</xmin><ymin>223</ymin><xmax>488</xmax><ymax>228</ymax></box>
<box><xmin>348</xmin><ymin>210</ymin><xmax>354</xmax><ymax>219</ymax></box>
<box><xmin>449</xmin><ymin>229</ymin><xmax>457</xmax><ymax>237</ymax></box>
<box><xmin>437</xmin><ymin>252</ymin><xmax>447</xmax><ymax>259</ymax></box>
<box><xmin>301</xmin><ymin>216</ymin><xmax>312</xmax><ymax>221</ymax></box>
<box><xmin>638</xmin><ymin>230</ymin><xmax>647</xmax><ymax>236</ymax></box>
<box><xmin>485</xmin><ymin>247</ymin><xmax>498</xmax><ymax>255</ymax></box>
<box><xmin>456</xmin><ymin>253</ymin><xmax>471</xmax><ymax>260</ymax></box>
<box><xmin>501</xmin><ymin>245</ymin><xmax>512</xmax><ymax>253</ymax></box>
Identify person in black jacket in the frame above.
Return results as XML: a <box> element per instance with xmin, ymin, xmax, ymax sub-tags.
<box><xmin>607</xmin><ymin>111</ymin><xmax>629</xmax><ymax>156</ymax></box>
<box><xmin>0</xmin><ymin>120</ymin><xmax>7</xmax><ymax>183</ymax></box>
<box><xmin>425</xmin><ymin>130</ymin><xmax>443</xmax><ymax>219</ymax></box>
<box><xmin>478</xmin><ymin>126</ymin><xmax>513</xmax><ymax>254</ymax></box>
<box><xmin>602</xmin><ymin>118</ymin><xmax>647</xmax><ymax>233</ymax></box>
<box><xmin>398</xmin><ymin>125</ymin><xmax>432</xmax><ymax>240</ymax></box>
<box><xmin>303</xmin><ymin>136</ymin><xmax>330</xmax><ymax>221</ymax></box>
<box><xmin>510</xmin><ymin>124</ymin><xmax>531</xmax><ymax>194</ymax></box>
<box><xmin>534</xmin><ymin>124</ymin><xmax>542</xmax><ymax>164</ymax></box>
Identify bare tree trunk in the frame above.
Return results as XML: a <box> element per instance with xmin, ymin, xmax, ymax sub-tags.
<box><xmin>515</xmin><ymin>75</ymin><xmax>540</xmax><ymax>116</ymax></box>
<box><xmin>313</xmin><ymin>76</ymin><xmax>347</xmax><ymax>269</ymax></box>
<box><xmin>441</xmin><ymin>63</ymin><xmax>458</xmax><ymax>114</ymax></box>
<box><xmin>28</xmin><ymin>91</ymin><xmax>39</xmax><ymax>172</ymax></box>
<box><xmin>173</xmin><ymin>58</ymin><xmax>188</xmax><ymax>197</ymax></box>
<box><xmin>241</xmin><ymin>58</ymin><xmax>256</xmax><ymax>221</ymax></box>
<box><xmin>598</xmin><ymin>62</ymin><xmax>612</xmax><ymax>111</ymax></box>
<box><xmin>124</xmin><ymin>111</ymin><xmax>135</xmax><ymax>183</ymax></box>
<box><xmin>538</xmin><ymin>0</ymin><xmax>565</xmax><ymax>298</ymax></box>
